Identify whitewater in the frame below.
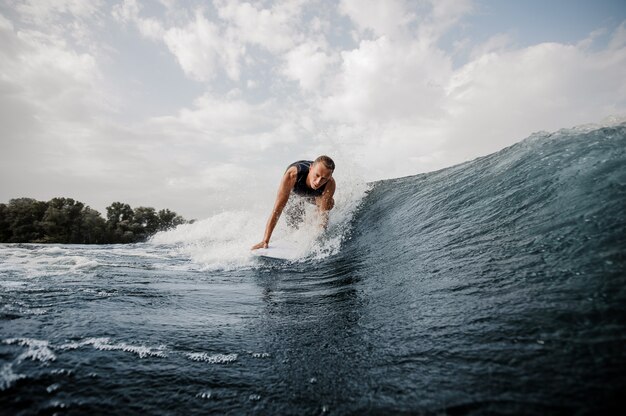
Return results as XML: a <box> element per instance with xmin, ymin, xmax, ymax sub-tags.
<box><xmin>1</xmin><ymin>121</ymin><xmax>625</xmax><ymax>414</ymax></box>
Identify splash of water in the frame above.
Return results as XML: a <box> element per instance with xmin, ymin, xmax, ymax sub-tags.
<box><xmin>150</xmin><ymin>165</ymin><xmax>370</xmax><ymax>269</ymax></box>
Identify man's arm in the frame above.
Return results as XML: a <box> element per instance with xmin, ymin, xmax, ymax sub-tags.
<box><xmin>251</xmin><ymin>168</ymin><xmax>296</xmax><ymax>250</ymax></box>
<box><xmin>315</xmin><ymin>178</ymin><xmax>336</xmax><ymax>229</ymax></box>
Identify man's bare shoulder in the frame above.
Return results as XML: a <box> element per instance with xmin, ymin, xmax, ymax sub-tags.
<box><xmin>285</xmin><ymin>166</ymin><xmax>298</xmax><ymax>179</ymax></box>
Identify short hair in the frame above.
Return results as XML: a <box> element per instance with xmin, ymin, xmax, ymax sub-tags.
<box><xmin>315</xmin><ymin>155</ymin><xmax>335</xmax><ymax>171</ymax></box>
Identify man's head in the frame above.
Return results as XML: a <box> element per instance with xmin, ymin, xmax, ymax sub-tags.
<box><xmin>314</xmin><ymin>155</ymin><xmax>335</xmax><ymax>171</ymax></box>
<box><xmin>309</xmin><ymin>155</ymin><xmax>335</xmax><ymax>190</ymax></box>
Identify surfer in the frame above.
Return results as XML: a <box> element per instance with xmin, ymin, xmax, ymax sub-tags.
<box><xmin>251</xmin><ymin>156</ymin><xmax>336</xmax><ymax>250</ymax></box>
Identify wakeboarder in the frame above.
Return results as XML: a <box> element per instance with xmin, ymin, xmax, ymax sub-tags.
<box><xmin>251</xmin><ymin>155</ymin><xmax>336</xmax><ymax>250</ymax></box>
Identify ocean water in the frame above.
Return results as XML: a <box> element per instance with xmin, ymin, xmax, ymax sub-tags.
<box><xmin>1</xmin><ymin>122</ymin><xmax>625</xmax><ymax>415</ymax></box>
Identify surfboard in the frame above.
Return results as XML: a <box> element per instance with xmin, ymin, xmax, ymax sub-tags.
<box><xmin>251</xmin><ymin>239</ymin><xmax>302</xmax><ymax>261</ymax></box>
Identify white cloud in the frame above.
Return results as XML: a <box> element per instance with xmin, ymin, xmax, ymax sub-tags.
<box><xmin>317</xmin><ymin>12</ymin><xmax>626</xmax><ymax>178</ymax></box>
<box><xmin>339</xmin><ymin>0</ymin><xmax>415</xmax><ymax>40</ymax></box>
<box><xmin>323</xmin><ymin>35</ymin><xmax>452</xmax><ymax>123</ymax></box>
<box><xmin>115</xmin><ymin>4</ymin><xmax>244</xmax><ymax>82</ymax></box>
<box><xmin>215</xmin><ymin>0</ymin><xmax>304</xmax><ymax>53</ymax></box>
<box><xmin>0</xmin><ymin>16</ymin><xmax>103</xmax><ymax>137</ymax></box>
<box><xmin>282</xmin><ymin>41</ymin><xmax>334</xmax><ymax>91</ymax></box>
<box><xmin>162</xmin><ymin>11</ymin><xmax>223</xmax><ymax>82</ymax></box>
<box><xmin>444</xmin><ymin>34</ymin><xmax>626</xmax><ymax>160</ymax></box>
<box><xmin>12</xmin><ymin>0</ymin><xmax>105</xmax><ymax>47</ymax></box>
<box><xmin>150</xmin><ymin>92</ymin><xmax>277</xmax><ymax>137</ymax></box>
<box><xmin>111</xmin><ymin>0</ymin><xmax>140</xmax><ymax>23</ymax></box>
<box><xmin>14</xmin><ymin>0</ymin><xmax>103</xmax><ymax>23</ymax></box>
<box><xmin>427</xmin><ymin>0</ymin><xmax>473</xmax><ymax>36</ymax></box>
<box><xmin>166</xmin><ymin>163</ymin><xmax>252</xmax><ymax>191</ymax></box>
<box><xmin>469</xmin><ymin>33</ymin><xmax>512</xmax><ymax>59</ymax></box>
<box><xmin>112</xmin><ymin>0</ymin><xmax>164</xmax><ymax>40</ymax></box>
<box><xmin>609</xmin><ymin>21</ymin><xmax>626</xmax><ymax>50</ymax></box>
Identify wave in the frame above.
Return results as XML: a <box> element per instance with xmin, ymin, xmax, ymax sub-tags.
<box><xmin>1</xmin><ymin>119</ymin><xmax>624</xmax><ymax>414</ymax></box>
<box><xmin>150</xmin><ymin>119</ymin><xmax>625</xmax><ymax>279</ymax></box>
<box><xmin>343</xmin><ymin>120</ymin><xmax>626</xmax><ymax>280</ymax></box>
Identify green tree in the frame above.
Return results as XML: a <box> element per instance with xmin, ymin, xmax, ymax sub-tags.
<box><xmin>0</xmin><ymin>197</ymin><xmax>186</xmax><ymax>244</ymax></box>
<box><xmin>106</xmin><ymin>202</ymin><xmax>135</xmax><ymax>243</ymax></box>
<box><xmin>131</xmin><ymin>206</ymin><xmax>159</xmax><ymax>238</ymax></box>
<box><xmin>106</xmin><ymin>202</ymin><xmax>134</xmax><ymax>226</ymax></box>
<box><xmin>41</xmin><ymin>198</ymin><xmax>85</xmax><ymax>243</ymax></box>
<box><xmin>5</xmin><ymin>198</ymin><xmax>48</xmax><ymax>242</ymax></box>
<box><xmin>79</xmin><ymin>207</ymin><xmax>107</xmax><ymax>244</ymax></box>
<box><xmin>0</xmin><ymin>203</ymin><xmax>11</xmax><ymax>242</ymax></box>
<box><xmin>157</xmin><ymin>208</ymin><xmax>186</xmax><ymax>231</ymax></box>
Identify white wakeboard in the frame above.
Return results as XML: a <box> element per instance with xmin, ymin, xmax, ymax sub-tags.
<box><xmin>251</xmin><ymin>239</ymin><xmax>302</xmax><ymax>261</ymax></box>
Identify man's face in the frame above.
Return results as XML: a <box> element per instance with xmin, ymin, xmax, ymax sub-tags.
<box><xmin>309</xmin><ymin>162</ymin><xmax>333</xmax><ymax>190</ymax></box>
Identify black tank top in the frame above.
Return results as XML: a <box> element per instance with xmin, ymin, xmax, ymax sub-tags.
<box><xmin>287</xmin><ymin>160</ymin><xmax>327</xmax><ymax>197</ymax></box>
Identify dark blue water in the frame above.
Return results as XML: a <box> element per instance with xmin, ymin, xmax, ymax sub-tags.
<box><xmin>1</xmin><ymin>123</ymin><xmax>625</xmax><ymax>415</ymax></box>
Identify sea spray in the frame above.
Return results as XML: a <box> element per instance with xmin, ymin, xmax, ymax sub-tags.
<box><xmin>150</xmin><ymin>166</ymin><xmax>369</xmax><ymax>269</ymax></box>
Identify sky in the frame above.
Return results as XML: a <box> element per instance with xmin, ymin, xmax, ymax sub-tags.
<box><xmin>1</xmin><ymin>0</ymin><xmax>625</xmax><ymax>220</ymax></box>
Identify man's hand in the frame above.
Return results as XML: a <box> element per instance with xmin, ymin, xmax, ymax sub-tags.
<box><xmin>251</xmin><ymin>241</ymin><xmax>268</xmax><ymax>250</ymax></box>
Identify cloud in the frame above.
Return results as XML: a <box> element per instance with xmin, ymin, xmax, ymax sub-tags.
<box><xmin>115</xmin><ymin>1</ymin><xmax>312</xmax><ymax>83</ymax></box>
<box><xmin>444</xmin><ymin>31</ymin><xmax>626</xmax><ymax>161</ymax></box>
<box><xmin>316</xmin><ymin>10</ymin><xmax>626</xmax><ymax>178</ymax></box>
<box><xmin>282</xmin><ymin>41</ymin><xmax>334</xmax><ymax>91</ymax></box>
<box><xmin>166</xmin><ymin>163</ymin><xmax>253</xmax><ymax>191</ymax></box>
<box><xmin>111</xmin><ymin>0</ymin><xmax>140</xmax><ymax>22</ymax></box>
<box><xmin>112</xmin><ymin>0</ymin><xmax>164</xmax><ymax>40</ymax></box>
<box><xmin>12</xmin><ymin>0</ymin><xmax>105</xmax><ymax>47</ymax></box>
<box><xmin>114</xmin><ymin>3</ymin><xmax>246</xmax><ymax>82</ymax></box>
<box><xmin>609</xmin><ymin>21</ymin><xmax>626</xmax><ymax>50</ymax></box>
<box><xmin>13</xmin><ymin>0</ymin><xmax>104</xmax><ymax>23</ymax></box>
<box><xmin>215</xmin><ymin>0</ymin><xmax>304</xmax><ymax>53</ymax></box>
<box><xmin>469</xmin><ymin>33</ymin><xmax>512</xmax><ymax>59</ymax></box>
<box><xmin>162</xmin><ymin>11</ymin><xmax>223</xmax><ymax>82</ymax></box>
<box><xmin>322</xmin><ymin>35</ymin><xmax>452</xmax><ymax>123</ymax></box>
<box><xmin>0</xmin><ymin>14</ymin><xmax>104</xmax><ymax>148</ymax></box>
<box><xmin>147</xmin><ymin>92</ymin><xmax>280</xmax><ymax>143</ymax></box>
<box><xmin>1</xmin><ymin>2</ymin><xmax>625</xmax><ymax>220</ymax></box>
<box><xmin>339</xmin><ymin>0</ymin><xmax>416</xmax><ymax>40</ymax></box>
<box><xmin>426</xmin><ymin>0</ymin><xmax>473</xmax><ymax>38</ymax></box>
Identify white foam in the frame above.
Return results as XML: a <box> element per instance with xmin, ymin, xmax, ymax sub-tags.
<box><xmin>0</xmin><ymin>363</ymin><xmax>25</xmax><ymax>391</ymax></box>
<box><xmin>40</xmin><ymin>247</ymin><xmax>68</xmax><ymax>255</ymax></box>
<box><xmin>0</xmin><ymin>246</ymin><xmax>100</xmax><ymax>278</ymax></box>
<box><xmin>196</xmin><ymin>390</ymin><xmax>214</xmax><ymax>399</ymax></box>
<box><xmin>81</xmin><ymin>288</ymin><xmax>112</xmax><ymax>297</ymax></box>
<box><xmin>28</xmin><ymin>308</ymin><xmax>48</xmax><ymax>316</ymax></box>
<box><xmin>0</xmin><ymin>281</ymin><xmax>28</xmax><ymax>288</ymax></box>
<box><xmin>570</xmin><ymin>115</ymin><xmax>626</xmax><ymax>132</ymax></box>
<box><xmin>50</xmin><ymin>369</ymin><xmax>73</xmax><ymax>376</ymax></box>
<box><xmin>251</xmin><ymin>352</ymin><xmax>271</xmax><ymax>358</ymax></box>
<box><xmin>58</xmin><ymin>337</ymin><xmax>167</xmax><ymax>358</ymax></box>
<box><xmin>4</xmin><ymin>338</ymin><xmax>57</xmax><ymax>363</ymax></box>
<box><xmin>150</xmin><ymin>210</ymin><xmax>263</xmax><ymax>270</ymax></box>
<box><xmin>185</xmin><ymin>352</ymin><xmax>238</xmax><ymax>364</ymax></box>
<box><xmin>69</xmin><ymin>257</ymin><xmax>99</xmax><ymax>271</ymax></box>
<box><xmin>46</xmin><ymin>383</ymin><xmax>60</xmax><ymax>393</ymax></box>
<box><xmin>0</xmin><ymin>302</ymin><xmax>48</xmax><ymax>317</ymax></box>
<box><xmin>150</xmin><ymin>167</ymin><xmax>370</xmax><ymax>270</ymax></box>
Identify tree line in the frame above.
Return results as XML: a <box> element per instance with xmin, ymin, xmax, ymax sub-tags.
<box><xmin>0</xmin><ymin>197</ymin><xmax>188</xmax><ymax>244</ymax></box>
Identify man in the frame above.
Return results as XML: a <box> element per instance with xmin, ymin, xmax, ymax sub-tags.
<box><xmin>251</xmin><ymin>155</ymin><xmax>336</xmax><ymax>250</ymax></box>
